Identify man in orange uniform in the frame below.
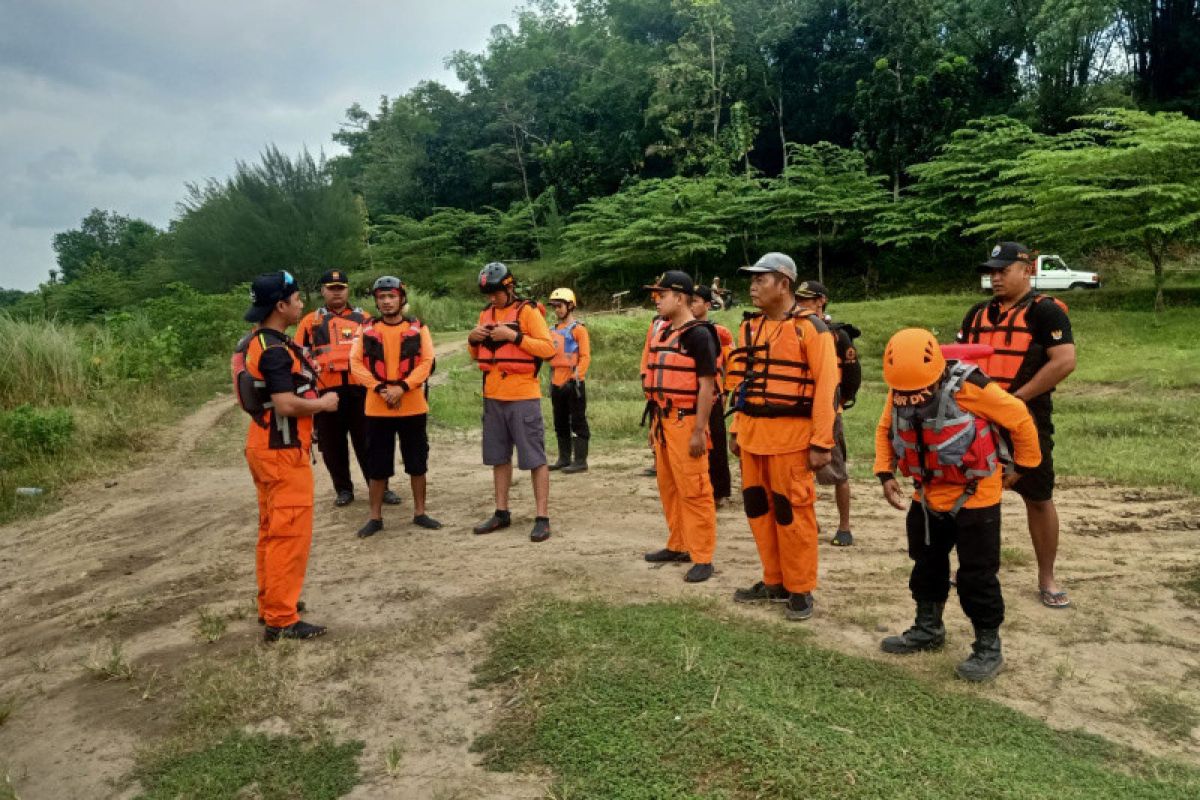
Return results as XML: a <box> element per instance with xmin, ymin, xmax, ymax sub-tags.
<box><xmin>547</xmin><ymin>288</ymin><xmax>592</xmax><ymax>474</ymax></box>
<box><xmin>349</xmin><ymin>276</ymin><xmax>441</xmax><ymax>537</ymax></box>
<box><xmin>641</xmin><ymin>271</ymin><xmax>719</xmax><ymax>583</ymax></box>
<box><xmin>689</xmin><ymin>285</ymin><xmax>733</xmax><ymax>505</ymax></box>
<box><xmin>468</xmin><ymin>262</ymin><xmax>557</xmax><ymax>542</ymax></box>
<box><xmin>295</xmin><ymin>269</ymin><xmax>402</xmax><ymax>508</ymax></box>
<box><xmin>637</xmin><ymin>312</ymin><xmax>670</xmax><ymax>479</ymax></box>
<box><xmin>875</xmin><ymin>328</ymin><xmax>1042</xmax><ymax>681</ymax></box>
<box><xmin>727</xmin><ymin>253</ymin><xmax>838</xmax><ymax>621</ymax></box>
<box><xmin>959</xmin><ymin>241</ymin><xmax>1076</xmax><ymax>608</ymax></box>
<box><xmin>235</xmin><ymin>271</ymin><xmax>336</xmax><ymax>642</ymax></box>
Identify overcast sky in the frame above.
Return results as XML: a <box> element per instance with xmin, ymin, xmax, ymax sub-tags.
<box><xmin>0</xmin><ymin>0</ymin><xmax>521</xmax><ymax>290</ymax></box>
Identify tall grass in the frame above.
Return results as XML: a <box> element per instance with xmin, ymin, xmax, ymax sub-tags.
<box><xmin>0</xmin><ymin>314</ymin><xmax>99</xmax><ymax>407</ymax></box>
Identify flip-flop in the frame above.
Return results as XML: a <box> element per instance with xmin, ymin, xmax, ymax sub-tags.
<box><xmin>1039</xmin><ymin>588</ymin><xmax>1071</xmax><ymax>609</ymax></box>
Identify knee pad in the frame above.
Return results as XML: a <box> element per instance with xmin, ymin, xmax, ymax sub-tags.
<box><xmin>742</xmin><ymin>486</ymin><xmax>769</xmax><ymax>518</ymax></box>
<box><xmin>772</xmin><ymin>492</ymin><xmax>793</xmax><ymax>526</ymax></box>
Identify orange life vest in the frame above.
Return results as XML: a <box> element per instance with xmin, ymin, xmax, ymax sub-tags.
<box><xmin>232</xmin><ymin>328</ymin><xmax>318</xmax><ymax>449</ymax></box>
<box><xmin>959</xmin><ymin>293</ymin><xmax>1068</xmax><ymax>391</ymax></box>
<box><xmin>728</xmin><ymin>312</ymin><xmax>823</xmax><ymax>418</ymax></box>
<box><xmin>644</xmin><ymin>320</ymin><xmax>713</xmax><ymax>412</ymax></box>
<box><xmin>308</xmin><ymin>307</ymin><xmax>368</xmax><ymax>378</ymax></box>
<box><xmin>550</xmin><ymin>320</ymin><xmax>583</xmax><ymax>369</ymax></box>
<box><xmin>360</xmin><ymin>317</ymin><xmax>425</xmax><ymax>384</ymax></box>
<box><xmin>477</xmin><ymin>300</ymin><xmax>541</xmax><ymax>375</ymax></box>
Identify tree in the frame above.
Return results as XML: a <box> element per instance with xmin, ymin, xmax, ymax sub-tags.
<box><xmin>969</xmin><ymin>108</ymin><xmax>1200</xmax><ymax>310</ymax></box>
<box><xmin>52</xmin><ymin>209</ymin><xmax>163</xmax><ymax>283</ymax></box>
<box><xmin>1120</xmin><ymin>0</ymin><xmax>1200</xmax><ymax>116</ymax></box>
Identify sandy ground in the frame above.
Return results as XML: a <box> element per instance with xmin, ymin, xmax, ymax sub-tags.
<box><xmin>2</xmin><ymin>382</ymin><xmax>1199</xmax><ymax>798</ymax></box>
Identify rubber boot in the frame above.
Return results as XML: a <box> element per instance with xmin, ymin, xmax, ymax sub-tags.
<box><xmin>881</xmin><ymin>602</ymin><xmax>946</xmax><ymax>654</ymax></box>
<box><xmin>548</xmin><ymin>436</ymin><xmax>572</xmax><ymax>471</ymax></box>
<box><xmin>955</xmin><ymin>627</ymin><xmax>1004</xmax><ymax>682</ymax></box>
<box><xmin>562</xmin><ymin>438</ymin><xmax>589</xmax><ymax>474</ymax></box>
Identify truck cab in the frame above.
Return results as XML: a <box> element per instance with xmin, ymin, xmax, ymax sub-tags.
<box><xmin>981</xmin><ymin>255</ymin><xmax>1101</xmax><ymax>292</ymax></box>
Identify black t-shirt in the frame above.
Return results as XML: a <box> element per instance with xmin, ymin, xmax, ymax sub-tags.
<box><xmin>258</xmin><ymin>342</ymin><xmax>298</xmax><ymax>395</ymax></box>
<box><xmin>655</xmin><ymin>322</ymin><xmax>718</xmax><ymax>378</ymax></box>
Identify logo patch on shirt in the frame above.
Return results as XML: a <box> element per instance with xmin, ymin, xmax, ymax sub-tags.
<box><xmin>844</xmin><ymin>346</ymin><xmax>858</xmax><ymax>363</ymax></box>
<box><xmin>1051</xmin><ymin>329</ymin><xmax>1063</xmax><ymax>340</ymax></box>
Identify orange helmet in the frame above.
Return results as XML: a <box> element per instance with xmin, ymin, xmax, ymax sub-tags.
<box><xmin>883</xmin><ymin>328</ymin><xmax>946</xmax><ymax>391</ymax></box>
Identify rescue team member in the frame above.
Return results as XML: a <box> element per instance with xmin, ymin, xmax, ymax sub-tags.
<box><xmin>467</xmin><ymin>262</ymin><xmax>557</xmax><ymax>542</ymax></box>
<box><xmin>547</xmin><ymin>288</ymin><xmax>592</xmax><ymax>474</ymax></box>
<box><xmin>727</xmin><ymin>253</ymin><xmax>838</xmax><ymax>621</ymax></box>
<box><xmin>349</xmin><ymin>276</ymin><xmax>442</xmax><ymax>537</ymax></box>
<box><xmin>233</xmin><ymin>271</ymin><xmax>334</xmax><ymax>642</ymax></box>
<box><xmin>875</xmin><ymin>329</ymin><xmax>1041</xmax><ymax>681</ymax></box>
<box><xmin>793</xmin><ymin>281</ymin><xmax>861</xmax><ymax>546</ymax></box>
<box><xmin>295</xmin><ymin>270</ymin><xmax>402</xmax><ymax>508</ymax></box>
<box><xmin>958</xmin><ymin>242</ymin><xmax>1076</xmax><ymax>609</ymax></box>
<box><xmin>689</xmin><ymin>285</ymin><xmax>733</xmax><ymax>505</ymax></box>
<box><xmin>640</xmin><ymin>271</ymin><xmax>719</xmax><ymax>583</ymax></box>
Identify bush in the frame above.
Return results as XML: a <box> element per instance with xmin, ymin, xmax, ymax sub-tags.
<box><xmin>0</xmin><ymin>405</ymin><xmax>75</xmax><ymax>464</ymax></box>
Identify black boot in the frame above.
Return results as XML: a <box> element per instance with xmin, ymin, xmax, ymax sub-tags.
<box><xmin>549</xmin><ymin>436</ymin><xmax>572</xmax><ymax>470</ymax></box>
<box><xmin>881</xmin><ymin>602</ymin><xmax>946</xmax><ymax>654</ymax></box>
<box><xmin>562</xmin><ymin>438</ymin><xmax>589</xmax><ymax>473</ymax></box>
<box><xmin>956</xmin><ymin>627</ymin><xmax>1004</xmax><ymax>682</ymax></box>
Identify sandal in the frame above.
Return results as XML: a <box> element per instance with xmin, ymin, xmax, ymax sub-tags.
<box><xmin>1039</xmin><ymin>587</ymin><xmax>1071</xmax><ymax>609</ymax></box>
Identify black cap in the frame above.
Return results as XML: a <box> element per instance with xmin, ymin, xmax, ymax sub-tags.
<box><xmin>244</xmin><ymin>271</ymin><xmax>300</xmax><ymax>323</ymax></box>
<box><xmin>319</xmin><ymin>269</ymin><xmax>349</xmax><ymax>286</ymax></box>
<box><xmin>693</xmin><ymin>285</ymin><xmax>714</xmax><ymax>303</ymax></box>
<box><xmin>794</xmin><ymin>280</ymin><xmax>828</xmax><ymax>299</ymax></box>
<box><xmin>642</xmin><ymin>270</ymin><xmax>695</xmax><ymax>296</ymax></box>
<box><xmin>979</xmin><ymin>241</ymin><xmax>1033</xmax><ymax>272</ymax></box>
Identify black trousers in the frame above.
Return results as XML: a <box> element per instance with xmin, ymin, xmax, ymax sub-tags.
<box><xmin>906</xmin><ymin>502</ymin><xmax>1004</xmax><ymax>629</ymax></box>
<box><xmin>314</xmin><ymin>384</ymin><xmax>369</xmax><ymax>494</ymax></box>
<box><xmin>550</xmin><ymin>381</ymin><xmax>590</xmax><ymax>442</ymax></box>
<box><xmin>707</xmin><ymin>398</ymin><xmax>731</xmax><ymax>500</ymax></box>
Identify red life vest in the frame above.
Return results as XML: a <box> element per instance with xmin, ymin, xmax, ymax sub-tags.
<box><xmin>232</xmin><ymin>328</ymin><xmax>318</xmax><ymax>449</ymax></box>
<box><xmin>360</xmin><ymin>318</ymin><xmax>425</xmax><ymax>384</ymax></box>
<box><xmin>728</xmin><ymin>312</ymin><xmax>824</xmax><ymax>418</ymax></box>
<box><xmin>644</xmin><ymin>320</ymin><xmax>713</xmax><ymax>412</ymax></box>
<box><xmin>307</xmin><ymin>307</ymin><xmax>368</xmax><ymax>377</ymax></box>
<box><xmin>476</xmin><ymin>300</ymin><xmax>540</xmax><ymax>375</ymax></box>
<box><xmin>959</xmin><ymin>293</ymin><xmax>1068</xmax><ymax>391</ymax></box>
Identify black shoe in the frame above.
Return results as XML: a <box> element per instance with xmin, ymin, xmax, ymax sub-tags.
<box><xmin>831</xmin><ymin>529</ymin><xmax>854</xmax><ymax>547</ymax></box>
<box><xmin>641</xmin><ymin>466</ymin><xmax>657</xmax><ymax>477</ymax></box>
<box><xmin>382</xmin><ymin>489</ymin><xmax>403</xmax><ymax>505</ymax></box>
<box><xmin>732</xmin><ymin>581</ymin><xmax>788</xmax><ymax>603</ymax></box>
<box><xmin>413</xmin><ymin>514</ymin><xmax>443</xmax><ymax>530</ymax></box>
<box><xmin>548</xmin><ymin>436</ymin><xmax>572</xmax><ymax>471</ymax></box>
<box><xmin>644</xmin><ymin>548</ymin><xmax>691</xmax><ymax>563</ymax></box>
<box><xmin>357</xmin><ymin>518</ymin><xmax>384</xmax><ymax>538</ymax></box>
<box><xmin>956</xmin><ymin>627</ymin><xmax>1005</xmax><ymax>682</ymax></box>
<box><xmin>562</xmin><ymin>438</ymin><xmax>589</xmax><ymax>473</ymax></box>
<box><xmin>881</xmin><ymin>602</ymin><xmax>946</xmax><ymax>654</ymax></box>
<box><xmin>473</xmin><ymin>510</ymin><xmax>511</xmax><ymax>535</ymax></box>
<box><xmin>263</xmin><ymin>619</ymin><xmax>327</xmax><ymax>642</ymax></box>
<box><xmin>258</xmin><ymin>600</ymin><xmax>305</xmax><ymax>626</ymax></box>
<box><xmin>785</xmin><ymin>592</ymin><xmax>814</xmax><ymax>621</ymax></box>
<box><xmin>334</xmin><ymin>490</ymin><xmax>354</xmax><ymax>507</ymax></box>
<box><xmin>530</xmin><ymin>517</ymin><xmax>551</xmax><ymax>542</ymax></box>
<box><xmin>684</xmin><ymin>563</ymin><xmax>714</xmax><ymax>583</ymax></box>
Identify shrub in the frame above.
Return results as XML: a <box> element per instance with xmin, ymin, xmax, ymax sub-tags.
<box><xmin>0</xmin><ymin>405</ymin><xmax>75</xmax><ymax>463</ymax></box>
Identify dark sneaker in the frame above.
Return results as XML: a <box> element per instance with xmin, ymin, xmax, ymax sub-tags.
<box><xmin>644</xmin><ymin>548</ymin><xmax>691</xmax><ymax>563</ymax></box>
<box><xmin>530</xmin><ymin>517</ymin><xmax>551</xmax><ymax>542</ymax></box>
<box><xmin>356</xmin><ymin>518</ymin><xmax>384</xmax><ymax>539</ymax></box>
<box><xmin>831</xmin><ymin>529</ymin><xmax>854</xmax><ymax>546</ymax></box>
<box><xmin>733</xmin><ymin>581</ymin><xmax>789</xmax><ymax>604</ymax></box>
<box><xmin>684</xmin><ymin>563</ymin><xmax>714</xmax><ymax>583</ymax></box>
<box><xmin>382</xmin><ymin>489</ymin><xmax>403</xmax><ymax>505</ymax></box>
<box><xmin>258</xmin><ymin>600</ymin><xmax>305</xmax><ymax>626</ymax></box>
<box><xmin>473</xmin><ymin>511</ymin><xmax>511</xmax><ymax>535</ymax></box>
<box><xmin>263</xmin><ymin>619</ymin><xmax>327</xmax><ymax>642</ymax></box>
<box><xmin>413</xmin><ymin>514</ymin><xmax>443</xmax><ymax>530</ymax></box>
<box><xmin>334</xmin><ymin>490</ymin><xmax>354</xmax><ymax>507</ymax></box>
<box><xmin>785</xmin><ymin>592</ymin><xmax>814</xmax><ymax>621</ymax></box>
<box><xmin>640</xmin><ymin>466</ymin><xmax>657</xmax><ymax>477</ymax></box>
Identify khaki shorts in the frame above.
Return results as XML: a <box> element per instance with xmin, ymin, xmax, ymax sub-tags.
<box><xmin>816</xmin><ymin>415</ymin><xmax>849</xmax><ymax>486</ymax></box>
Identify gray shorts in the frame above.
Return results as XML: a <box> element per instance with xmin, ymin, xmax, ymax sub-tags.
<box><xmin>816</xmin><ymin>414</ymin><xmax>849</xmax><ymax>486</ymax></box>
<box><xmin>482</xmin><ymin>398</ymin><xmax>547</xmax><ymax>470</ymax></box>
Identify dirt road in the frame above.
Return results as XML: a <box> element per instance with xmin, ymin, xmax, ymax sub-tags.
<box><xmin>2</xmin><ymin>389</ymin><xmax>1199</xmax><ymax>798</ymax></box>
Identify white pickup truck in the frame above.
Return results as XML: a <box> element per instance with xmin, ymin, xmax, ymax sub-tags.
<box><xmin>981</xmin><ymin>255</ymin><xmax>1102</xmax><ymax>292</ymax></box>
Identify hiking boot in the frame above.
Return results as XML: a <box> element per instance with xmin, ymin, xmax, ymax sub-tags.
<box><xmin>548</xmin><ymin>436</ymin><xmax>572</xmax><ymax>470</ymax></box>
<box><xmin>785</xmin><ymin>592</ymin><xmax>814</xmax><ymax>621</ymax></box>
<box><xmin>334</xmin><ymin>490</ymin><xmax>354</xmax><ymax>507</ymax></box>
<box><xmin>530</xmin><ymin>517</ymin><xmax>551</xmax><ymax>542</ymax></box>
<box><xmin>258</xmin><ymin>600</ymin><xmax>305</xmax><ymax>625</ymax></box>
<box><xmin>956</xmin><ymin>627</ymin><xmax>1004</xmax><ymax>682</ymax></box>
<box><xmin>831</xmin><ymin>529</ymin><xmax>854</xmax><ymax>546</ymax></box>
<box><xmin>684</xmin><ymin>563</ymin><xmax>714</xmax><ymax>583</ymax></box>
<box><xmin>562</xmin><ymin>438</ymin><xmax>589</xmax><ymax>473</ymax></box>
<box><xmin>263</xmin><ymin>619</ymin><xmax>327</xmax><ymax>643</ymax></box>
<box><xmin>881</xmin><ymin>602</ymin><xmax>946</xmax><ymax>654</ymax></box>
<box><xmin>356</xmin><ymin>518</ymin><xmax>383</xmax><ymax>539</ymax></box>
<box><xmin>382</xmin><ymin>489</ymin><xmax>403</xmax><ymax>505</ymax></box>
<box><xmin>644</xmin><ymin>548</ymin><xmax>691</xmax><ymax>563</ymax></box>
<box><xmin>413</xmin><ymin>514</ymin><xmax>443</xmax><ymax>530</ymax></box>
<box><xmin>473</xmin><ymin>510</ymin><xmax>511</xmax><ymax>535</ymax></box>
<box><xmin>733</xmin><ymin>581</ymin><xmax>789</xmax><ymax>604</ymax></box>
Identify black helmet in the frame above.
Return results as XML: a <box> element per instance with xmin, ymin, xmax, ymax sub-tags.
<box><xmin>478</xmin><ymin>261</ymin><xmax>515</xmax><ymax>294</ymax></box>
<box><xmin>372</xmin><ymin>275</ymin><xmax>406</xmax><ymax>295</ymax></box>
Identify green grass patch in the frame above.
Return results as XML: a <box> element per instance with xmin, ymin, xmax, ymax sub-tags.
<box><xmin>133</xmin><ymin>730</ymin><xmax>362</xmax><ymax>800</ymax></box>
<box><xmin>474</xmin><ymin>600</ymin><xmax>1200</xmax><ymax>799</ymax></box>
<box><xmin>1131</xmin><ymin>689</ymin><xmax>1200</xmax><ymax>743</ymax></box>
